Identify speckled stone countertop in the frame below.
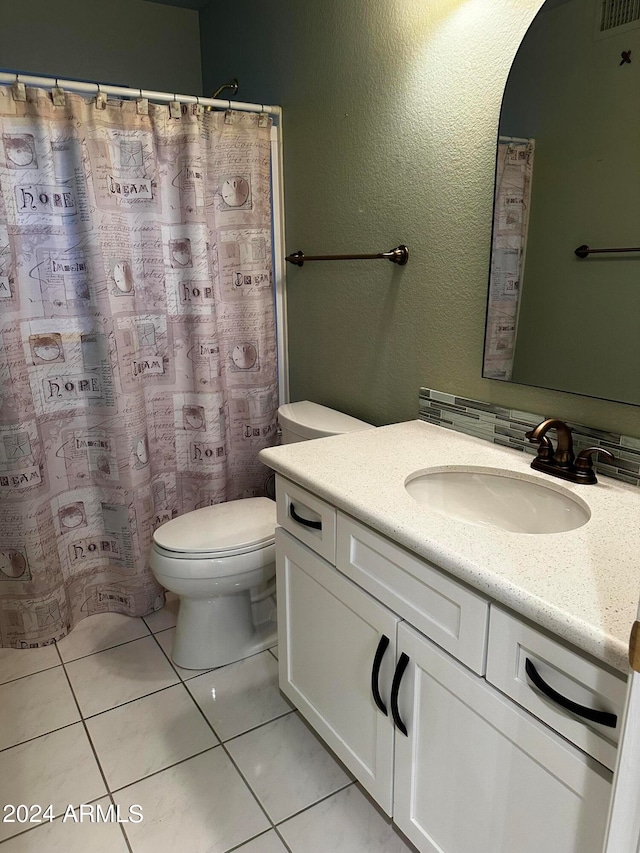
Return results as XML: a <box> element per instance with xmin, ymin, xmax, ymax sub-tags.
<box><xmin>259</xmin><ymin>420</ymin><xmax>640</xmax><ymax>674</ymax></box>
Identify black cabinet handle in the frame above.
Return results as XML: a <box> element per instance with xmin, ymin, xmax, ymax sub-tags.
<box><xmin>371</xmin><ymin>635</ymin><xmax>390</xmax><ymax>716</ymax></box>
<box><xmin>525</xmin><ymin>658</ymin><xmax>617</xmax><ymax>728</ymax></box>
<box><xmin>289</xmin><ymin>503</ymin><xmax>322</xmax><ymax>530</ymax></box>
<box><xmin>390</xmin><ymin>652</ymin><xmax>410</xmax><ymax>736</ymax></box>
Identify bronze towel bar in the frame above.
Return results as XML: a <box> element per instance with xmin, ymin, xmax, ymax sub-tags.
<box><xmin>285</xmin><ymin>245</ymin><xmax>409</xmax><ymax>267</ymax></box>
<box><xmin>575</xmin><ymin>244</ymin><xmax>640</xmax><ymax>258</ymax></box>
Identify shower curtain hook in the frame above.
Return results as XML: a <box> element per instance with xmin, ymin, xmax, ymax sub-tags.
<box><xmin>95</xmin><ymin>83</ymin><xmax>106</xmax><ymax>110</ymax></box>
<box><xmin>12</xmin><ymin>72</ymin><xmax>26</xmax><ymax>101</ymax></box>
<box><xmin>52</xmin><ymin>77</ymin><xmax>65</xmax><ymax>106</ymax></box>
<box><xmin>225</xmin><ymin>98</ymin><xmax>233</xmax><ymax>124</ymax></box>
<box><xmin>169</xmin><ymin>94</ymin><xmax>181</xmax><ymax>119</ymax></box>
<box><xmin>136</xmin><ymin>87</ymin><xmax>148</xmax><ymax>115</ymax></box>
<box><xmin>258</xmin><ymin>105</ymin><xmax>268</xmax><ymax>127</ymax></box>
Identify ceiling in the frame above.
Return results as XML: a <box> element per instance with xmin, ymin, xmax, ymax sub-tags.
<box><xmin>144</xmin><ymin>0</ymin><xmax>210</xmax><ymax>10</ymax></box>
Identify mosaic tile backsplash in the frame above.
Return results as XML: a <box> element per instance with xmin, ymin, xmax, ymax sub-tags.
<box><xmin>419</xmin><ymin>388</ymin><xmax>640</xmax><ymax>488</ymax></box>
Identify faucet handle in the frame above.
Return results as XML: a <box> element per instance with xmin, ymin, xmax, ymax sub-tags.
<box><xmin>574</xmin><ymin>447</ymin><xmax>615</xmax><ymax>484</ymax></box>
<box><xmin>525</xmin><ymin>433</ymin><xmax>554</xmax><ymax>460</ymax></box>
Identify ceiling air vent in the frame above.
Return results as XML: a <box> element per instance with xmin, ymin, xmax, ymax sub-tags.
<box><xmin>600</xmin><ymin>0</ymin><xmax>640</xmax><ymax>31</ymax></box>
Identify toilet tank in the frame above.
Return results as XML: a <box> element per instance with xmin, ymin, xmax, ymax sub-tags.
<box><xmin>278</xmin><ymin>401</ymin><xmax>375</xmax><ymax>444</ymax></box>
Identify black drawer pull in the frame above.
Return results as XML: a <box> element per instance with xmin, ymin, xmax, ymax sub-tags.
<box><xmin>525</xmin><ymin>658</ymin><xmax>617</xmax><ymax>728</ymax></box>
<box><xmin>371</xmin><ymin>635</ymin><xmax>390</xmax><ymax>716</ymax></box>
<box><xmin>289</xmin><ymin>503</ymin><xmax>322</xmax><ymax>530</ymax></box>
<box><xmin>390</xmin><ymin>652</ymin><xmax>410</xmax><ymax>736</ymax></box>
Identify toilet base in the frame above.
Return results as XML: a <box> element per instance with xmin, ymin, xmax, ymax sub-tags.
<box><xmin>171</xmin><ymin>590</ymin><xmax>277</xmax><ymax>670</ymax></box>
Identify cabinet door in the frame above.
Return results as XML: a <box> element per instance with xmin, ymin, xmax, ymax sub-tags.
<box><xmin>276</xmin><ymin>527</ymin><xmax>399</xmax><ymax>814</ymax></box>
<box><xmin>604</xmin><ymin>610</ymin><xmax>640</xmax><ymax>853</ymax></box>
<box><xmin>394</xmin><ymin>622</ymin><xmax>612</xmax><ymax>853</ymax></box>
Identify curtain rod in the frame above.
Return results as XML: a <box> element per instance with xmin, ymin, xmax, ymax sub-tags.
<box><xmin>498</xmin><ymin>135</ymin><xmax>532</xmax><ymax>144</ymax></box>
<box><xmin>0</xmin><ymin>71</ymin><xmax>281</xmax><ymax>117</ymax></box>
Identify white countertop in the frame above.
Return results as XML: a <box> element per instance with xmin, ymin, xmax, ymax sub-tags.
<box><xmin>260</xmin><ymin>420</ymin><xmax>640</xmax><ymax>673</ymax></box>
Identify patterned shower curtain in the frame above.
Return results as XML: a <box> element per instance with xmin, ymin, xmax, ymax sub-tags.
<box><xmin>483</xmin><ymin>139</ymin><xmax>534</xmax><ymax>381</ymax></box>
<box><xmin>0</xmin><ymin>85</ymin><xmax>278</xmax><ymax>648</ymax></box>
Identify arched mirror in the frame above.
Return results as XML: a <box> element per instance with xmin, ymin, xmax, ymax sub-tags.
<box><xmin>483</xmin><ymin>0</ymin><xmax>640</xmax><ymax>406</ymax></box>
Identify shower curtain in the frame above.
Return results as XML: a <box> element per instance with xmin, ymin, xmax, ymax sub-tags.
<box><xmin>483</xmin><ymin>139</ymin><xmax>534</xmax><ymax>381</ymax></box>
<box><xmin>0</xmin><ymin>85</ymin><xmax>278</xmax><ymax>648</ymax></box>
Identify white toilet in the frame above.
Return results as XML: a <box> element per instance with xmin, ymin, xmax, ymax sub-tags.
<box><xmin>149</xmin><ymin>402</ymin><xmax>374</xmax><ymax>669</ymax></box>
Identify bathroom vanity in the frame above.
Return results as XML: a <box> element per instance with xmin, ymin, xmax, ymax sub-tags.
<box><xmin>259</xmin><ymin>421</ymin><xmax>639</xmax><ymax>853</ymax></box>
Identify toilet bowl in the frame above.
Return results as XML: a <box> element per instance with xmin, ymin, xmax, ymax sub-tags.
<box><xmin>150</xmin><ymin>498</ymin><xmax>277</xmax><ymax>670</ymax></box>
<box><xmin>150</xmin><ymin>402</ymin><xmax>374</xmax><ymax>670</ymax></box>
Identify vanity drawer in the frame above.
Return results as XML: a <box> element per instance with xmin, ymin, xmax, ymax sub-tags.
<box><xmin>486</xmin><ymin>606</ymin><xmax>627</xmax><ymax>770</ymax></box>
<box><xmin>276</xmin><ymin>475</ymin><xmax>337</xmax><ymax>564</ymax></box>
<box><xmin>336</xmin><ymin>513</ymin><xmax>489</xmax><ymax>674</ymax></box>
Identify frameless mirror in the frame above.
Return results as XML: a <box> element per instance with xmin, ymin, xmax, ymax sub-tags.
<box><xmin>483</xmin><ymin>0</ymin><xmax>640</xmax><ymax>406</ymax></box>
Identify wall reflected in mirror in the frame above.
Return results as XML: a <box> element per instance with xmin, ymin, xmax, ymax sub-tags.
<box><xmin>483</xmin><ymin>0</ymin><xmax>640</xmax><ymax>406</ymax></box>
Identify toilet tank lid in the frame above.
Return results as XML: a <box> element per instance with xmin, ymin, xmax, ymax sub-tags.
<box><xmin>278</xmin><ymin>401</ymin><xmax>374</xmax><ymax>439</ymax></box>
<box><xmin>152</xmin><ymin>498</ymin><xmax>276</xmax><ymax>555</ymax></box>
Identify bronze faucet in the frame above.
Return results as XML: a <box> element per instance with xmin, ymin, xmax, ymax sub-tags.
<box><xmin>525</xmin><ymin>419</ymin><xmax>615</xmax><ymax>484</ymax></box>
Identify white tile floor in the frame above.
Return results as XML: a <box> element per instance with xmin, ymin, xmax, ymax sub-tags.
<box><xmin>0</xmin><ymin>596</ymin><xmax>418</xmax><ymax>853</ymax></box>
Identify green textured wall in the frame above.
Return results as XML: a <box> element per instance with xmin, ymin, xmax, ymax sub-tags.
<box><xmin>200</xmin><ymin>0</ymin><xmax>640</xmax><ymax>436</ymax></box>
<box><xmin>0</xmin><ymin>0</ymin><xmax>202</xmax><ymax>95</ymax></box>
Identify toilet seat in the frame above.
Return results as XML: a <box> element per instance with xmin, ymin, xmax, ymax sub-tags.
<box><xmin>152</xmin><ymin>497</ymin><xmax>276</xmax><ymax>559</ymax></box>
<box><xmin>152</xmin><ymin>537</ymin><xmax>276</xmax><ymax>561</ymax></box>
<box><xmin>151</xmin><ymin>540</ymin><xmax>275</xmax><ymax>580</ymax></box>
<box><xmin>150</xmin><ymin>497</ymin><xmax>277</xmax><ymax>580</ymax></box>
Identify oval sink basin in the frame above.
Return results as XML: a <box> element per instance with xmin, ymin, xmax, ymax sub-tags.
<box><xmin>405</xmin><ymin>467</ymin><xmax>590</xmax><ymax>534</ymax></box>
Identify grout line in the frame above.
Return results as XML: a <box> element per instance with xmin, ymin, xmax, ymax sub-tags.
<box><xmin>218</xmin><ymin>739</ymin><xmax>275</xmax><ymax>830</ymax></box>
<box><xmin>57</xmin><ymin>628</ymin><xmax>153</xmax><ymax>665</ymax></box>
<box><xmin>173</xmin><ymin>671</ymin><xmax>277</xmax><ymax>829</ymax></box>
<box><xmin>80</xmin><ymin>681</ymin><xmax>183</xmax><ymax>723</ymax></box>
<box><xmin>144</xmin><ymin>623</ymin><xmax>177</xmax><ymax>636</ymax></box>
<box><xmin>60</xmin><ymin>656</ymin><xmax>133</xmax><ymax>853</ymax></box>
<box><xmin>219</xmin><ymin>829</ymin><xmax>288</xmax><ymax>853</ymax></box>
<box><xmin>273</xmin><ymin>826</ymin><xmax>296</xmax><ymax>853</ymax></box>
<box><xmin>0</xmin><ymin>643</ymin><xmax>62</xmax><ymax>687</ymax></box>
<box><xmin>117</xmin><ymin>810</ymin><xmax>135</xmax><ymax>853</ymax></box>
<box><xmin>273</xmin><ymin>780</ymin><xmax>356</xmax><ymax>827</ymax></box>
<box><xmin>141</xmin><ymin>618</ymin><xmax>178</xmax><ymax>635</ymax></box>
<box><xmin>150</xmin><ymin>628</ymin><xmax>278</xmax><ymax>683</ymax></box>
<box><xmin>59</xmin><ymin>662</ymin><xmax>112</xmax><ymax>789</ymax></box>
<box><xmin>59</xmin><ymin>660</ymin><xmax>134</xmax><ymax>852</ymax></box>
<box><xmin>0</xmin><ymin>717</ymin><xmax>83</xmax><ymax>755</ymax></box>
<box><xmin>53</xmin><ymin>638</ymin><xmax>64</xmax><ymax>664</ymax></box>
<box><xmin>109</xmin><ymin>744</ymin><xmax>221</xmax><ymax>794</ymax></box>
<box><xmin>147</xmin><ymin>629</ymin><xmax>198</xmax><ymax>682</ymax></box>
<box><xmin>0</xmin><ymin>661</ymin><xmax>62</xmax><ymax>689</ymax></box>
<box><xmin>217</xmin><ymin>708</ymin><xmax>296</xmax><ymax>746</ymax></box>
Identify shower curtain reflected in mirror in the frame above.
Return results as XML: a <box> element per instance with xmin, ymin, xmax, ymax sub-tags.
<box><xmin>0</xmin><ymin>86</ymin><xmax>278</xmax><ymax>648</ymax></box>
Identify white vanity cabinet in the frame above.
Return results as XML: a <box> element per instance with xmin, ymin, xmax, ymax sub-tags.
<box><xmin>275</xmin><ymin>475</ymin><xmax>619</xmax><ymax>853</ymax></box>
<box><xmin>394</xmin><ymin>622</ymin><xmax>612</xmax><ymax>853</ymax></box>
<box><xmin>276</xmin><ymin>527</ymin><xmax>398</xmax><ymax>813</ymax></box>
